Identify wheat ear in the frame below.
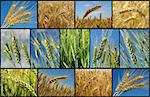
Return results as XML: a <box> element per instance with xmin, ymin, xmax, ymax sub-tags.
<box><xmin>82</xmin><ymin>5</ymin><xmax>101</xmax><ymax>19</ymax></box>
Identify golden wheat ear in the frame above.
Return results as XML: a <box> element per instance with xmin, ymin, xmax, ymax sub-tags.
<box><xmin>82</xmin><ymin>5</ymin><xmax>101</xmax><ymax>19</ymax></box>
<box><xmin>48</xmin><ymin>76</ymin><xmax>68</xmax><ymax>84</ymax></box>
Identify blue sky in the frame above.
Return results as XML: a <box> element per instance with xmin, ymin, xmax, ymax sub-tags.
<box><xmin>76</xmin><ymin>1</ymin><xmax>112</xmax><ymax>19</ymax></box>
<box><xmin>113</xmin><ymin>69</ymin><xmax>149</xmax><ymax>96</ymax></box>
<box><xmin>31</xmin><ymin>29</ymin><xmax>60</xmax><ymax>68</ymax></box>
<box><xmin>1</xmin><ymin>1</ymin><xmax>37</xmax><ymax>28</ymax></box>
<box><xmin>90</xmin><ymin>29</ymin><xmax>119</xmax><ymax>67</ymax></box>
<box><xmin>39</xmin><ymin>69</ymin><xmax>74</xmax><ymax>87</ymax></box>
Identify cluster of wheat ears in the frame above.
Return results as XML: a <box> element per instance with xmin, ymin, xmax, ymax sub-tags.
<box><xmin>31</xmin><ymin>30</ymin><xmax>60</xmax><ymax>68</ymax></box>
<box><xmin>1</xmin><ymin>1</ymin><xmax>36</xmax><ymax>28</ymax></box>
<box><xmin>113</xmin><ymin>69</ymin><xmax>149</xmax><ymax>96</ymax></box>
<box><xmin>92</xmin><ymin>30</ymin><xmax>119</xmax><ymax>68</ymax></box>
<box><xmin>120</xmin><ymin>29</ymin><xmax>149</xmax><ymax>68</ymax></box>
<box><xmin>1</xmin><ymin>69</ymin><xmax>37</xmax><ymax>96</ymax></box>
<box><xmin>2</xmin><ymin>33</ymin><xmax>31</xmax><ymax>68</ymax></box>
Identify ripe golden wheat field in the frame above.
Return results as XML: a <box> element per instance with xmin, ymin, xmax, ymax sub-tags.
<box><xmin>38</xmin><ymin>1</ymin><xmax>74</xmax><ymax>28</ymax></box>
<box><xmin>113</xmin><ymin>1</ymin><xmax>149</xmax><ymax>28</ymax></box>
<box><xmin>76</xmin><ymin>69</ymin><xmax>112</xmax><ymax>96</ymax></box>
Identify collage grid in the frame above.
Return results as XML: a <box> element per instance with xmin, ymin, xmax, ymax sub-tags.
<box><xmin>0</xmin><ymin>0</ymin><xmax>149</xmax><ymax>97</ymax></box>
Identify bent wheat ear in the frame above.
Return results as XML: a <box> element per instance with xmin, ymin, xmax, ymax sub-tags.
<box><xmin>48</xmin><ymin>76</ymin><xmax>68</xmax><ymax>84</ymax></box>
<box><xmin>82</xmin><ymin>5</ymin><xmax>101</xmax><ymax>19</ymax></box>
<box><xmin>9</xmin><ymin>18</ymin><xmax>30</xmax><ymax>26</ymax></box>
<box><xmin>122</xmin><ymin>83</ymin><xmax>145</xmax><ymax>92</ymax></box>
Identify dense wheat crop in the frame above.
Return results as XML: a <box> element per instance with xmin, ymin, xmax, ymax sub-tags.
<box><xmin>113</xmin><ymin>69</ymin><xmax>149</xmax><ymax>96</ymax></box>
<box><xmin>31</xmin><ymin>29</ymin><xmax>60</xmax><ymax>68</ymax></box>
<box><xmin>38</xmin><ymin>1</ymin><xmax>74</xmax><ymax>28</ymax></box>
<box><xmin>76</xmin><ymin>17</ymin><xmax>111</xmax><ymax>28</ymax></box>
<box><xmin>38</xmin><ymin>69</ymin><xmax>74</xmax><ymax>96</ymax></box>
<box><xmin>76</xmin><ymin>69</ymin><xmax>112</xmax><ymax>96</ymax></box>
<box><xmin>90</xmin><ymin>29</ymin><xmax>120</xmax><ymax>68</ymax></box>
<box><xmin>113</xmin><ymin>1</ymin><xmax>149</xmax><ymax>28</ymax></box>
<box><xmin>120</xmin><ymin>29</ymin><xmax>149</xmax><ymax>68</ymax></box>
<box><xmin>1</xmin><ymin>69</ymin><xmax>37</xmax><ymax>96</ymax></box>
<box><xmin>75</xmin><ymin>1</ymin><xmax>112</xmax><ymax>28</ymax></box>
<box><xmin>1</xmin><ymin>29</ymin><xmax>31</xmax><ymax>68</ymax></box>
<box><xmin>60</xmin><ymin>29</ymin><xmax>90</xmax><ymax>68</ymax></box>
<box><xmin>1</xmin><ymin>1</ymin><xmax>37</xmax><ymax>28</ymax></box>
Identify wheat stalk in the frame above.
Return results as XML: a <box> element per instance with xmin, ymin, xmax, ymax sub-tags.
<box><xmin>21</xmin><ymin>42</ymin><xmax>31</xmax><ymax>67</ymax></box>
<box><xmin>48</xmin><ymin>76</ymin><xmax>68</xmax><ymax>84</ymax></box>
<box><xmin>122</xmin><ymin>83</ymin><xmax>145</xmax><ymax>92</ymax></box>
<box><xmin>4</xmin><ymin>4</ymin><xmax>17</xmax><ymax>23</ymax></box>
<box><xmin>8</xmin><ymin>12</ymin><xmax>31</xmax><ymax>24</ymax></box>
<box><xmin>82</xmin><ymin>5</ymin><xmax>101</xmax><ymax>19</ymax></box>
<box><xmin>12</xmin><ymin>36</ymin><xmax>21</xmax><ymax>65</ymax></box>
<box><xmin>9</xmin><ymin>18</ymin><xmax>30</xmax><ymax>26</ymax></box>
<box><xmin>97</xmin><ymin>37</ymin><xmax>107</xmax><ymax>60</ymax></box>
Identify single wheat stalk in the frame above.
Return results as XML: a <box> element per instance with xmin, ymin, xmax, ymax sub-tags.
<box><xmin>97</xmin><ymin>37</ymin><xmax>107</xmax><ymax>59</ymax></box>
<box><xmin>9</xmin><ymin>18</ymin><xmax>30</xmax><ymax>26</ymax></box>
<box><xmin>118</xmin><ymin>8</ymin><xmax>145</xmax><ymax>18</ymax></box>
<box><xmin>126</xmin><ymin>38</ymin><xmax>137</xmax><ymax>65</ymax></box>
<box><xmin>42</xmin><ymin>39</ymin><xmax>54</xmax><ymax>61</ymax></box>
<box><xmin>4</xmin><ymin>4</ymin><xmax>16</xmax><ymax>23</ymax></box>
<box><xmin>12</xmin><ymin>36</ymin><xmax>21</xmax><ymax>65</ymax></box>
<box><xmin>21</xmin><ymin>42</ymin><xmax>31</xmax><ymax>67</ymax></box>
<box><xmin>93</xmin><ymin>47</ymin><xmax>98</xmax><ymax>63</ymax></box>
<box><xmin>122</xmin><ymin>83</ymin><xmax>145</xmax><ymax>92</ymax></box>
<box><xmin>82</xmin><ymin>5</ymin><xmax>101</xmax><ymax>19</ymax></box>
<box><xmin>48</xmin><ymin>76</ymin><xmax>68</xmax><ymax>84</ymax></box>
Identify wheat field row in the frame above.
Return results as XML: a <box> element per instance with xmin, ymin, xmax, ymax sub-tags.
<box><xmin>1</xmin><ymin>69</ymin><xmax>149</xmax><ymax>96</ymax></box>
<box><xmin>1</xmin><ymin>1</ymin><xmax>149</xmax><ymax>28</ymax></box>
<box><xmin>1</xmin><ymin>29</ymin><xmax>149</xmax><ymax>68</ymax></box>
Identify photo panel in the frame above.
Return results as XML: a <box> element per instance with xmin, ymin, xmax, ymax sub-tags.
<box><xmin>60</xmin><ymin>29</ymin><xmax>90</xmax><ymax>68</ymax></box>
<box><xmin>38</xmin><ymin>69</ymin><xmax>74</xmax><ymax>96</ymax></box>
<box><xmin>113</xmin><ymin>1</ymin><xmax>149</xmax><ymax>28</ymax></box>
<box><xmin>75</xmin><ymin>1</ymin><xmax>112</xmax><ymax>28</ymax></box>
<box><xmin>1</xmin><ymin>1</ymin><xmax>37</xmax><ymax>28</ymax></box>
<box><xmin>113</xmin><ymin>69</ymin><xmax>149</xmax><ymax>96</ymax></box>
<box><xmin>120</xmin><ymin>29</ymin><xmax>149</xmax><ymax>68</ymax></box>
<box><xmin>1</xmin><ymin>29</ymin><xmax>30</xmax><ymax>68</ymax></box>
<box><xmin>30</xmin><ymin>29</ymin><xmax>60</xmax><ymax>68</ymax></box>
<box><xmin>1</xmin><ymin>69</ymin><xmax>37</xmax><ymax>96</ymax></box>
<box><xmin>90</xmin><ymin>29</ymin><xmax>119</xmax><ymax>68</ymax></box>
<box><xmin>38</xmin><ymin>1</ymin><xmax>74</xmax><ymax>28</ymax></box>
<box><xmin>75</xmin><ymin>69</ymin><xmax>112</xmax><ymax>96</ymax></box>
